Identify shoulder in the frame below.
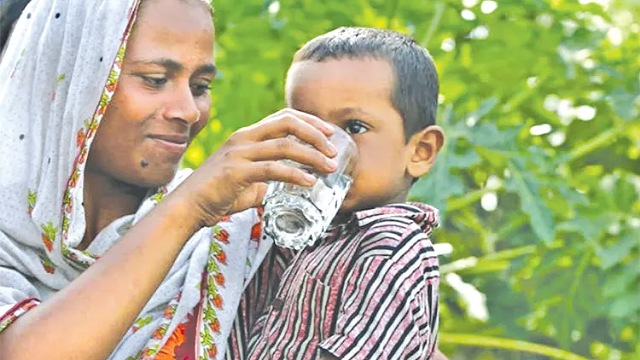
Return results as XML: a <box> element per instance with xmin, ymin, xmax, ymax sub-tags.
<box><xmin>352</xmin><ymin>203</ymin><xmax>439</xmax><ymax>262</ymax></box>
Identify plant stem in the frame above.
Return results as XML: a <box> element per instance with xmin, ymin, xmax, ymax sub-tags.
<box><xmin>569</xmin><ymin>122</ymin><xmax>628</xmax><ymax>162</ymax></box>
<box><xmin>447</xmin><ymin>184</ymin><xmax>505</xmax><ymax>212</ymax></box>
<box><xmin>439</xmin><ymin>333</ymin><xmax>589</xmax><ymax>360</ymax></box>
<box><xmin>560</xmin><ymin>247</ymin><xmax>592</xmax><ymax>346</ymax></box>
<box><xmin>386</xmin><ymin>0</ymin><xmax>401</xmax><ymax>28</ymax></box>
<box><xmin>423</xmin><ymin>1</ymin><xmax>446</xmax><ymax>46</ymax></box>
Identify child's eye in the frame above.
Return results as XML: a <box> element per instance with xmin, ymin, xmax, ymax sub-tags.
<box><xmin>344</xmin><ymin>120</ymin><xmax>369</xmax><ymax>135</ymax></box>
<box><xmin>191</xmin><ymin>81</ymin><xmax>213</xmax><ymax>97</ymax></box>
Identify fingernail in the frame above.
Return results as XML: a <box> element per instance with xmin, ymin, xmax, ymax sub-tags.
<box><xmin>326</xmin><ymin>158</ymin><xmax>338</xmax><ymax>170</ymax></box>
<box><xmin>303</xmin><ymin>172</ymin><xmax>317</xmax><ymax>184</ymax></box>
<box><xmin>323</xmin><ymin>123</ymin><xmax>335</xmax><ymax>133</ymax></box>
<box><xmin>327</xmin><ymin>141</ymin><xmax>338</xmax><ymax>155</ymax></box>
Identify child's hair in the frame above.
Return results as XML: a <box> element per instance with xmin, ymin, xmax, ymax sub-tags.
<box><xmin>292</xmin><ymin>27</ymin><xmax>439</xmax><ymax>140</ymax></box>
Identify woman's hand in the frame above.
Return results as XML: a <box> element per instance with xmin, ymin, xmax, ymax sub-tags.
<box><xmin>175</xmin><ymin>108</ymin><xmax>338</xmax><ymax>227</ymax></box>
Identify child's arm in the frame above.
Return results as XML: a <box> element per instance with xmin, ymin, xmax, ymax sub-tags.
<box><xmin>317</xmin><ymin>224</ymin><xmax>440</xmax><ymax>359</ymax></box>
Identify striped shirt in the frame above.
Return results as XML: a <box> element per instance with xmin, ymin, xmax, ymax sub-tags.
<box><xmin>227</xmin><ymin>203</ymin><xmax>440</xmax><ymax>360</ymax></box>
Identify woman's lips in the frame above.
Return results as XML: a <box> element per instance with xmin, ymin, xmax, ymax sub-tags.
<box><xmin>148</xmin><ymin>134</ymin><xmax>189</xmax><ymax>156</ymax></box>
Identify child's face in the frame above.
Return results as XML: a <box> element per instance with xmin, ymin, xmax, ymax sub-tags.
<box><xmin>286</xmin><ymin>58</ymin><xmax>414</xmax><ymax>213</ymax></box>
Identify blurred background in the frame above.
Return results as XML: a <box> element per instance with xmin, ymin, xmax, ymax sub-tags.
<box><xmin>186</xmin><ymin>0</ymin><xmax>640</xmax><ymax>359</ymax></box>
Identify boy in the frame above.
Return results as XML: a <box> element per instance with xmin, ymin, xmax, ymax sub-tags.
<box><xmin>229</xmin><ymin>27</ymin><xmax>444</xmax><ymax>359</ymax></box>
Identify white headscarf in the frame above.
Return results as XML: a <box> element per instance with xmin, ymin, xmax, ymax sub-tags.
<box><xmin>0</xmin><ymin>0</ymin><xmax>271</xmax><ymax>358</ymax></box>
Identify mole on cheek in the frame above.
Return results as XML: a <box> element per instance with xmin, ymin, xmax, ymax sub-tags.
<box><xmin>140</xmin><ymin>159</ymin><xmax>149</xmax><ymax>168</ymax></box>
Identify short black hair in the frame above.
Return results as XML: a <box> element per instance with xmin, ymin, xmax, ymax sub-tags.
<box><xmin>293</xmin><ymin>27</ymin><xmax>439</xmax><ymax>140</ymax></box>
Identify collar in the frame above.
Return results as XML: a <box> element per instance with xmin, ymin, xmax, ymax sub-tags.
<box><xmin>330</xmin><ymin>202</ymin><xmax>440</xmax><ymax>234</ymax></box>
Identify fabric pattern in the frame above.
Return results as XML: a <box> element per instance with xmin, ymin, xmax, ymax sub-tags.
<box><xmin>228</xmin><ymin>203</ymin><xmax>441</xmax><ymax>360</ymax></box>
<box><xmin>0</xmin><ymin>1</ymin><xmax>272</xmax><ymax>358</ymax></box>
<box><xmin>226</xmin><ymin>245</ymin><xmax>296</xmax><ymax>359</ymax></box>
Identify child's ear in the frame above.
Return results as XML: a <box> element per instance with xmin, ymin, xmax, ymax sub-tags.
<box><xmin>405</xmin><ymin>125</ymin><xmax>444</xmax><ymax>178</ymax></box>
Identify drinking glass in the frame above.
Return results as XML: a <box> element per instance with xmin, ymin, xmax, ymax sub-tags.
<box><xmin>262</xmin><ymin>124</ymin><xmax>357</xmax><ymax>250</ymax></box>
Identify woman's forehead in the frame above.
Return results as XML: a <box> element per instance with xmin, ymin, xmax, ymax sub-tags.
<box><xmin>132</xmin><ymin>0</ymin><xmax>214</xmax><ymax>43</ymax></box>
<box><xmin>137</xmin><ymin>0</ymin><xmax>213</xmax><ymax>21</ymax></box>
<box><xmin>126</xmin><ymin>0</ymin><xmax>214</xmax><ymax>66</ymax></box>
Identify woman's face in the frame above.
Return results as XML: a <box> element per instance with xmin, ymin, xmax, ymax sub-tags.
<box><xmin>87</xmin><ymin>0</ymin><xmax>215</xmax><ymax>189</ymax></box>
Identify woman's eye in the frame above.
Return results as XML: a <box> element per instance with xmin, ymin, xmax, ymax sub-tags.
<box><xmin>141</xmin><ymin>76</ymin><xmax>167</xmax><ymax>88</ymax></box>
<box><xmin>344</xmin><ymin>120</ymin><xmax>368</xmax><ymax>135</ymax></box>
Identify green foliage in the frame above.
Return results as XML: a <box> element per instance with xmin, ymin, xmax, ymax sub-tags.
<box><xmin>187</xmin><ymin>0</ymin><xmax>640</xmax><ymax>358</ymax></box>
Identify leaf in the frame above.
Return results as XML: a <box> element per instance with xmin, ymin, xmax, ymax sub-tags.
<box><xmin>603</xmin><ymin>260</ymin><xmax>640</xmax><ymax>298</ymax></box>
<box><xmin>598</xmin><ymin>230</ymin><xmax>639</xmax><ymax>270</ymax></box>
<box><xmin>410</xmin><ymin>163</ymin><xmax>464</xmax><ymax>216</ymax></box>
<box><xmin>472</xmin><ymin>97</ymin><xmax>499</xmax><ymax>119</ymax></box>
<box><xmin>557</xmin><ymin>214</ymin><xmax>617</xmax><ymax>243</ymax></box>
<box><xmin>467</xmin><ymin>123</ymin><xmax>522</xmax><ymax>152</ymax></box>
<box><xmin>554</xmin><ymin>182</ymin><xmax>589</xmax><ymax>207</ymax></box>
<box><xmin>449</xmin><ymin>148</ymin><xmax>481</xmax><ymax>169</ymax></box>
<box><xmin>475</xmin><ymin>147</ymin><xmax>509</xmax><ymax>168</ymax></box>
<box><xmin>610</xmin><ymin>292</ymin><xmax>640</xmax><ymax>319</ymax></box>
<box><xmin>409</xmin><ymin>139</ymin><xmax>469</xmax><ymax>214</ymax></box>
<box><xmin>506</xmin><ymin>159</ymin><xmax>555</xmax><ymax>244</ymax></box>
<box><xmin>606</xmin><ymin>88</ymin><xmax>640</xmax><ymax>121</ymax></box>
<box><xmin>613</xmin><ymin>175</ymin><xmax>639</xmax><ymax>212</ymax></box>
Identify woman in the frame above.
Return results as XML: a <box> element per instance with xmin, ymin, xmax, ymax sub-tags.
<box><xmin>0</xmin><ymin>0</ymin><xmax>337</xmax><ymax>359</ymax></box>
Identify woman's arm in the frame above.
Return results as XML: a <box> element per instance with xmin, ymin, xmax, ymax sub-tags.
<box><xmin>0</xmin><ymin>195</ymin><xmax>201</xmax><ymax>360</ymax></box>
<box><xmin>0</xmin><ymin>109</ymin><xmax>337</xmax><ymax>360</ymax></box>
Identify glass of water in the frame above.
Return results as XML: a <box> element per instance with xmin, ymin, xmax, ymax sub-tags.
<box><xmin>262</xmin><ymin>124</ymin><xmax>357</xmax><ymax>250</ymax></box>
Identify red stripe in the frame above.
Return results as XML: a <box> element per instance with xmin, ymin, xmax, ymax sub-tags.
<box><xmin>0</xmin><ymin>297</ymin><xmax>39</xmax><ymax>325</ymax></box>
